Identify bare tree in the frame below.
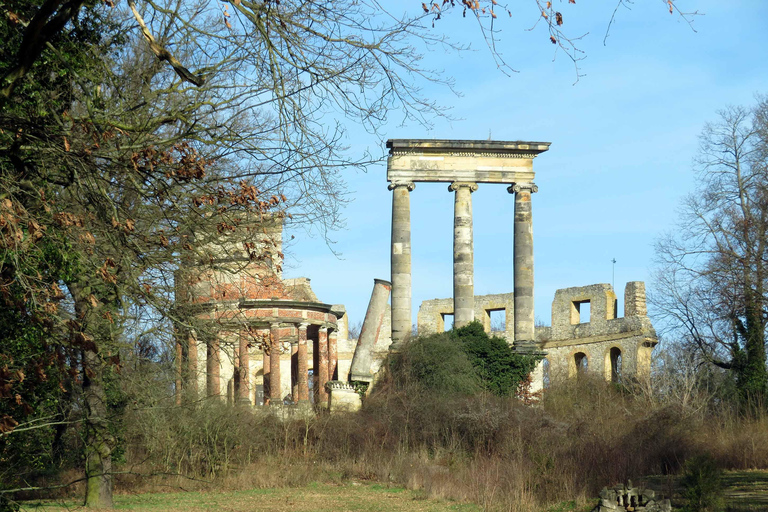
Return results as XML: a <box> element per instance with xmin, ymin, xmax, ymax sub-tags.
<box><xmin>0</xmin><ymin>0</ymin><xmax>702</xmax><ymax>507</ymax></box>
<box><xmin>653</xmin><ymin>96</ymin><xmax>768</xmax><ymax>404</ymax></box>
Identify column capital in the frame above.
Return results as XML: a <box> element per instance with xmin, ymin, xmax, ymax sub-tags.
<box><xmin>297</xmin><ymin>322</ymin><xmax>309</xmax><ymax>330</ymax></box>
<box><xmin>448</xmin><ymin>181</ymin><xmax>478</xmax><ymax>193</ymax></box>
<box><xmin>270</xmin><ymin>322</ymin><xmax>281</xmax><ymax>329</ymax></box>
<box><xmin>388</xmin><ymin>181</ymin><xmax>415</xmax><ymax>192</ymax></box>
<box><xmin>507</xmin><ymin>182</ymin><xmax>538</xmax><ymax>194</ymax></box>
<box><xmin>319</xmin><ymin>325</ymin><xmax>328</xmax><ymax>333</ymax></box>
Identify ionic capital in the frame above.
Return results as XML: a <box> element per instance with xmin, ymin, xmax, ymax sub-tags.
<box><xmin>388</xmin><ymin>181</ymin><xmax>415</xmax><ymax>192</ymax></box>
<box><xmin>448</xmin><ymin>181</ymin><xmax>478</xmax><ymax>193</ymax></box>
<box><xmin>507</xmin><ymin>182</ymin><xmax>538</xmax><ymax>194</ymax></box>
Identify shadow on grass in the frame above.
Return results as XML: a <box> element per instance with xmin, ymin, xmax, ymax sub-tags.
<box><xmin>644</xmin><ymin>471</ymin><xmax>768</xmax><ymax>512</ymax></box>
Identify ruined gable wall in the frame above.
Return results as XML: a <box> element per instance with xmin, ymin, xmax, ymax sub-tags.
<box><xmin>417</xmin><ymin>293</ymin><xmax>514</xmax><ymax>340</ymax></box>
<box><xmin>539</xmin><ymin>282</ymin><xmax>656</xmax><ymax>384</ymax></box>
<box><xmin>411</xmin><ymin>282</ymin><xmax>657</xmax><ymax>387</ymax></box>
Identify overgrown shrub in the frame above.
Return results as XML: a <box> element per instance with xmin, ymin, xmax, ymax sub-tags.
<box><xmin>389</xmin><ymin>321</ymin><xmax>539</xmax><ymax>397</ymax></box>
<box><xmin>455</xmin><ymin>322</ymin><xmax>540</xmax><ymax>396</ymax></box>
<box><xmin>13</xmin><ymin>330</ymin><xmax>768</xmax><ymax>512</ymax></box>
<box><xmin>390</xmin><ymin>330</ymin><xmax>482</xmax><ymax>396</ymax></box>
<box><xmin>680</xmin><ymin>454</ymin><xmax>724</xmax><ymax>512</ymax></box>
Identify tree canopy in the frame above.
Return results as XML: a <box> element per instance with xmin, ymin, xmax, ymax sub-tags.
<box><xmin>654</xmin><ymin>96</ymin><xmax>768</xmax><ymax>404</ymax></box>
<box><xmin>0</xmin><ymin>0</ymin><xmax>700</xmax><ymax>508</ymax></box>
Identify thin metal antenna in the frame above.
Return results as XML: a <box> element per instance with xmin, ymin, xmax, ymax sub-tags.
<box><xmin>611</xmin><ymin>258</ymin><xmax>617</xmax><ymax>289</ymax></box>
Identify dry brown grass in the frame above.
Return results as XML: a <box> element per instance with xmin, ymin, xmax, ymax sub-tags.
<box><xmin>18</xmin><ymin>375</ymin><xmax>768</xmax><ymax>512</ymax></box>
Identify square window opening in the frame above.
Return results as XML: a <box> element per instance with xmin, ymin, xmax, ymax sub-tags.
<box><xmin>442</xmin><ymin>313</ymin><xmax>454</xmax><ymax>331</ymax></box>
<box><xmin>573</xmin><ymin>300</ymin><xmax>591</xmax><ymax>324</ymax></box>
<box><xmin>488</xmin><ymin>309</ymin><xmax>506</xmax><ymax>332</ymax></box>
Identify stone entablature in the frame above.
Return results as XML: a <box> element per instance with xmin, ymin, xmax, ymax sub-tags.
<box><xmin>326</xmin><ymin>381</ymin><xmax>363</xmax><ymax>412</ymax></box>
<box><xmin>593</xmin><ymin>482</ymin><xmax>671</xmax><ymax>512</ymax></box>
<box><xmin>387</xmin><ymin>139</ymin><xmax>550</xmax><ymax>184</ymax></box>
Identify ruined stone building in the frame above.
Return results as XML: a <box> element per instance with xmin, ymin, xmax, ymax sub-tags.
<box><xmin>417</xmin><ymin>282</ymin><xmax>657</xmax><ymax>386</ymax></box>
<box><xmin>173</xmin><ymin>138</ymin><xmax>659</xmax><ymax>408</ymax></box>
<box><xmin>173</xmin><ymin>217</ymin><xmax>355</xmax><ymax>407</ymax></box>
<box><xmin>379</xmin><ymin>139</ymin><xmax>658</xmax><ymax>390</ymax></box>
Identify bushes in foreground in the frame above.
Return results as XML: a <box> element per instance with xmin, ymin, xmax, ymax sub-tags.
<box><xmin>11</xmin><ymin>328</ymin><xmax>768</xmax><ymax>511</ymax></box>
<box><xmin>389</xmin><ymin>321</ymin><xmax>540</xmax><ymax>397</ymax></box>
<box><xmin>109</xmin><ymin>375</ymin><xmax>768</xmax><ymax>511</ymax></box>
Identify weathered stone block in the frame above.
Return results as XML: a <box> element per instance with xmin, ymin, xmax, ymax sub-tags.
<box><xmin>327</xmin><ymin>381</ymin><xmax>362</xmax><ymax>412</ymax></box>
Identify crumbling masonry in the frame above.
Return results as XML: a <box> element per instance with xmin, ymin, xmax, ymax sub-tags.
<box><xmin>173</xmin><ymin>137</ymin><xmax>659</xmax><ymax>408</ymax></box>
<box><xmin>388</xmin><ymin>138</ymin><xmax>657</xmax><ymax>389</ymax></box>
<box><xmin>418</xmin><ymin>281</ymin><xmax>657</xmax><ymax>386</ymax></box>
<box><xmin>173</xmin><ymin>218</ymin><xmax>354</xmax><ymax>408</ymax></box>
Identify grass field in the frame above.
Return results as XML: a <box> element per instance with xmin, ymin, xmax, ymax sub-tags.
<box><xmin>17</xmin><ymin>471</ymin><xmax>768</xmax><ymax>511</ymax></box>
<box><xmin>644</xmin><ymin>470</ymin><xmax>768</xmax><ymax>512</ymax></box>
<box><xmin>19</xmin><ymin>482</ymin><xmax>482</xmax><ymax>512</ymax></box>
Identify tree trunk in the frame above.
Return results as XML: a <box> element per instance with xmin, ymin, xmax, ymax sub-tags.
<box><xmin>83</xmin><ymin>348</ymin><xmax>114</xmax><ymax>508</ymax></box>
<box><xmin>71</xmin><ymin>279</ymin><xmax>116</xmax><ymax>509</ymax></box>
<box><xmin>740</xmin><ymin>299</ymin><xmax>767</xmax><ymax>404</ymax></box>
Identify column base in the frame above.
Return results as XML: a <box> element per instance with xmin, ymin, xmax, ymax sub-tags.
<box><xmin>513</xmin><ymin>340</ymin><xmax>542</xmax><ymax>354</ymax></box>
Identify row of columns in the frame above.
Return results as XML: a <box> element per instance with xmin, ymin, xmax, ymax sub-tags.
<box><xmin>262</xmin><ymin>323</ymin><xmax>338</xmax><ymax>405</ymax></box>
<box><xmin>176</xmin><ymin>323</ymin><xmax>338</xmax><ymax>407</ymax></box>
<box><xmin>389</xmin><ymin>180</ymin><xmax>538</xmax><ymax>350</ymax></box>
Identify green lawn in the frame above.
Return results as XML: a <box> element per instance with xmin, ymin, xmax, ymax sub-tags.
<box><xmin>18</xmin><ymin>470</ymin><xmax>768</xmax><ymax>512</ymax></box>
<box><xmin>19</xmin><ymin>482</ymin><xmax>482</xmax><ymax>512</ymax></box>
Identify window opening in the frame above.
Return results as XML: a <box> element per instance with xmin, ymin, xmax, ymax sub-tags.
<box><xmin>442</xmin><ymin>313</ymin><xmax>454</xmax><ymax>331</ymax></box>
<box><xmin>571</xmin><ymin>300</ymin><xmax>591</xmax><ymax>324</ymax></box>
<box><xmin>574</xmin><ymin>352</ymin><xmax>588</xmax><ymax>374</ymax></box>
<box><xmin>610</xmin><ymin>347</ymin><xmax>622</xmax><ymax>383</ymax></box>
<box><xmin>579</xmin><ymin>302</ymin><xmax>590</xmax><ymax>323</ymax></box>
<box><xmin>489</xmin><ymin>309</ymin><xmax>506</xmax><ymax>332</ymax></box>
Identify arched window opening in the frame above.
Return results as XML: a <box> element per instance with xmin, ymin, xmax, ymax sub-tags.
<box><xmin>574</xmin><ymin>352</ymin><xmax>588</xmax><ymax>375</ymax></box>
<box><xmin>610</xmin><ymin>347</ymin><xmax>622</xmax><ymax>383</ymax></box>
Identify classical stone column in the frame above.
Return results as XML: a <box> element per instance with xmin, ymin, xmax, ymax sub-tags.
<box><xmin>269</xmin><ymin>322</ymin><xmax>281</xmax><ymax>404</ymax></box>
<box><xmin>237</xmin><ymin>331</ymin><xmax>250</xmax><ymax>404</ymax></box>
<box><xmin>450</xmin><ymin>182</ymin><xmax>478</xmax><ymax>328</ymax></box>
<box><xmin>206</xmin><ymin>336</ymin><xmax>220</xmax><ymax>398</ymax></box>
<box><xmin>328</xmin><ymin>330</ymin><xmax>338</xmax><ymax>381</ymax></box>
<box><xmin>349</xmin><ymin>279</ymin><xmax>391</xmax><ymax>382</ymax></box>
<box><xmin>389</xmin><ymin>181</ymin><xmax>415</xmax><ymax>350</ymax></box>
<box><xmin>509</xmin><ymin>182</ymin><xmax>538</xmax><ymax>351</ymax></box>
<box><xmin>317</xmin><ymin>326</ymin><xmax>330</xmax><ymax>406</ymax></box>
<box><xmin>297</xmin><ymin>323</ymin><xmax>309</xmax><ymax>403</ymax></box>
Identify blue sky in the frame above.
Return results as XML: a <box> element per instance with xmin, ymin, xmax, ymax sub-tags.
<box><xmin>282</xmin><ymin>1</ymin><xmax>768</xmax><ymax>330</ymax></box>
